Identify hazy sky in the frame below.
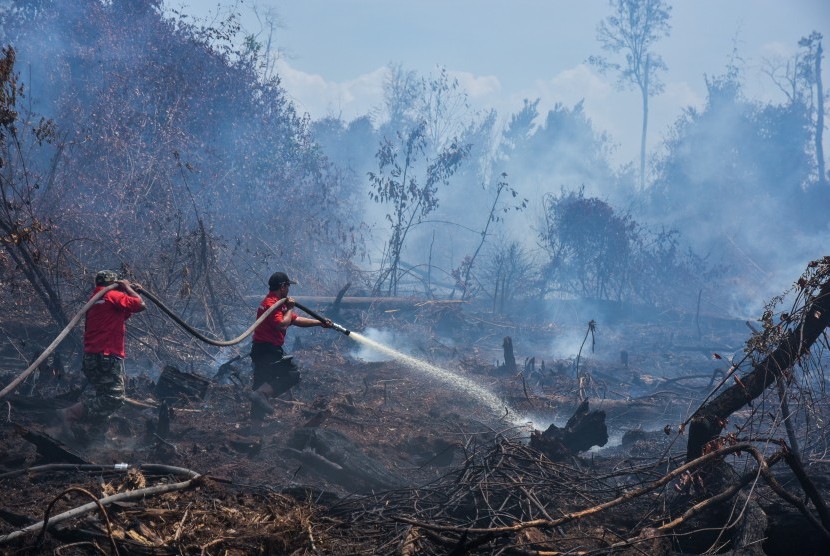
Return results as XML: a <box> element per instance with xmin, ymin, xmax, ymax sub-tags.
<box><xmin>171</xmin><ymin>0</ymin><xmax>830</xmax><ymax>166</ymax></box>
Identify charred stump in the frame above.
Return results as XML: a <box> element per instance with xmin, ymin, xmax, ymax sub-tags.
<box><xmin>529</xmin><ymin>400</ymin><xmax>608</xmax><ymax>461</ymax></box>
<box><xmin>154</xmin><ymin>365</ymin><xmax>210</xmax><ymax>406</ymax></box>
<box><xmin>503</xmin><ymin>336</ymin><xmax>516</xmax><ymax>374</ymax></box>
<box><xmin>330</xmin><ymin>282</ymin><xmax>351</xmax><ymax>320</ymax></box>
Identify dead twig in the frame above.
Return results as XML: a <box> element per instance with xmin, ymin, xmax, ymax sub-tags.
<box><xmin>35</xmin><ymin>486</ymin><xmax>119</xmax><ymax>556</ymax></box>
<box><xmin>0</xmin><ymin>470</ymin><xmax>201</xmax><ymax>545</ymax></box>
<box><xmin>393</xmin><ymin>442</ymin><xmax>776</xmax><ymax>535</ymax></box>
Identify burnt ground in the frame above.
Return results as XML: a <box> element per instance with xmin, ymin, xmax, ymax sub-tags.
<box><xmin>1</xmin><ymin>302</ymin><xmax>829</xmax><ymax>555</ymax></box>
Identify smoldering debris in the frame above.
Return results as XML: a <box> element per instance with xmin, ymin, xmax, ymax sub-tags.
<box><xmin>1</xmin><ymin>269</ymin><xmax>830</xmax><ymax>555</ymax></box>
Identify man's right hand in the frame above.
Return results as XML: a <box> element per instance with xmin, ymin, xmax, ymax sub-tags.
<box><xmin>115</xmin><ymin>279</ymin><xmax>131</xmax><ymax>290</ymax></box>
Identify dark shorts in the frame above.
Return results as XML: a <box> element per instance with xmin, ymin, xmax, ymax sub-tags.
<box><xmin>250</xmin><ymin>342</ymin><xmax>299</xmax><ymax>395</ymax></box>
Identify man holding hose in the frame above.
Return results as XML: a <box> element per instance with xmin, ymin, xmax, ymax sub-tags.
<box><xmin>59</xmin><ymin>270</ymin><xmax>146</xmax><ymax>444</ymax></box>
<box><xmin>248</xmin><ymin>271</ymin><xmax>331</xmax><ymax>433</ymax></box>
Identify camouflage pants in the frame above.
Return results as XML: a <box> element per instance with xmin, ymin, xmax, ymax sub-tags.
<box><xmin>81</xmin><ymin>353</ymin><xmax>126</xmax><ymax>433</ymax></box>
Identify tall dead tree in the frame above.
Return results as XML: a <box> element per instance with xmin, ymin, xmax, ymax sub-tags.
<box><xmin>686</xmin><ymin>262</ymin><xmax>830</xmax><ymax>461</ymax></box>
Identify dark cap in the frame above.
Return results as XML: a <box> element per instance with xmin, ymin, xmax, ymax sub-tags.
<box><xmin>95</xmin><ymin>270</ymin><xmax>119</xmax><ymax>286</ymax></box>
<box><xmin>268</xmin><ymin>271</ymin><xmax>297</xmax><ymax>290</ymax></box>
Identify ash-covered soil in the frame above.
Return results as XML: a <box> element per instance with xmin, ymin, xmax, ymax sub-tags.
<box><xmin>3</xmin><ymin>304</ymin><xmax>825</xmax><ymax>555</ymax></box>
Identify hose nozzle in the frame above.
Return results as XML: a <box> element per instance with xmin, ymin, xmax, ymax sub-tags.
<box><xmin>331</xmin><ymin>322</ymin><xmax>351</xmax><ymax>336</ymax></box>
<box><xmin>293</xmin><ymin>301</ymin><xmax>351</xmax><ymax>336</ymax></box>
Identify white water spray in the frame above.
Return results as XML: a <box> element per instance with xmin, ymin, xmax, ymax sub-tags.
<box><xmin>349</xmin><ymin>331</ymin><xmax>527</xmax><ymax>428</ymax></box>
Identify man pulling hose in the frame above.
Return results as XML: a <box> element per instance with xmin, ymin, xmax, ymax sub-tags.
<box><xmin>58</xmin><ymin>270</ymin><xmax>146</xmax><ymax>445</ymax></box>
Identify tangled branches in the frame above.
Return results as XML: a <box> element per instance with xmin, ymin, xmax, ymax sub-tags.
<box><xmin>319</xmin><ymin>436</ymin><xmax>828</xmax><ymax>554</ymax></box>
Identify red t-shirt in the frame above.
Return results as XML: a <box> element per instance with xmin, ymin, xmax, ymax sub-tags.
<box><xmin>83</xmin><ymin>287</ymin><xmax>145</xmax><ymax>358</ymax></box>
<box><xmin>252</xmin><ymin>291</ymin><xmax>297</xmax><ymax>347</ymax></box>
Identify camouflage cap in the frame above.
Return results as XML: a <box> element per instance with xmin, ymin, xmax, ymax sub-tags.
<box><xmin>95</xmin><ymin>270</ymin><xmax>119</xmax><ymax>286</ymax></box>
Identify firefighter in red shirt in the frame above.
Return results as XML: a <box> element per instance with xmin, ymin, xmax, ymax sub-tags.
<box><xmin>59</xmin><ymin>270</ymin><xmax>146</xmax><ymax>443</ymax></box>
<box><xmin>248</xmin><ymin>271</ymin><xmax>331</xmax><ymax>433</ymax></box>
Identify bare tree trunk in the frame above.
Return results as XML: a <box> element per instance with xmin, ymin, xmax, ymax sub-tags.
<box><xmin>492</xmin><ymin>269</ymin><xmax>500</xmax><ymax>314</ymax></box>
<box><xmin>815</xmin><ymin>40</ymin><xmax>826</xmax><ymax>185</ymax></box>
<box><xmin>686</xmin><ymin>276</ymin><xmax>830</xmax><ymax>461</ymax></box>
<box><xmin>695</xmin><ymin>288</ymin><xmax>702</xmax><ymax>340</ymax></box>
<box><xmin>498</xmin><ymin>275</ymin><xmax>507</xmax><ymax>314</ymax></box>
<box><xmin>428</xmin><ymin>230</ymin><xmax>434</xmax><ymax>297</ymax></box>
<box><xmin>639</xmin><ymin>56</ymin><xmax>650</xmax><ymax>190</ymax></box>
<box><xmin>776</xmin><ymin>375</ymin><xmax>801</xmax><ymax>458</ymax></box>
<box><xmin>330</xmin><ymin>282</ymin><xmax>350</xmax><ymax>320</ymax></box>
<box><xmin>198</xmin><ymin>220</ymin><xmax>229</xmax><ymax>339</ymax></box>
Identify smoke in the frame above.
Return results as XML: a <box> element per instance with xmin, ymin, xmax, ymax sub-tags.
<box><xmin>549</xmin><ymin>327</ymin><xmax>594</xmax><ymax>361</ymax></box>
<box><xmin>349</xmin><ymin>327</ymin><xmax>400</xmax><ymax>362</ymax></box>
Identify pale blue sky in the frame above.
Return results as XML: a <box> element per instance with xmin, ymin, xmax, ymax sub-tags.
<box><xmin>170</xmin><ymin>0</ymin><xmax>830</xmax><ymax>165</ymax></box>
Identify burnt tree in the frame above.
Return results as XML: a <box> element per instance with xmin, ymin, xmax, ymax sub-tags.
<box><xmin>686</xmin><ymin>268</ymin><xmax>830</xmax><ymax>461</ymax></box>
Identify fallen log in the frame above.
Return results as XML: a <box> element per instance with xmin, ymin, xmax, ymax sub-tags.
<box><xmin>293</xmin><ymin>296</ymin><xmax>464</xmax><ymax>310</ymax></box>
<box><xmin>683</xmin><ymin>263</ymin><xmax>830</xmax><ymax>544</ymax></box>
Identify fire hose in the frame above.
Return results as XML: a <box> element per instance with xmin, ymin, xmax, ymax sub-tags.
<box><xmin>137</xmin><ymin>288</ymin><xmax>351</xmax><ymax>340</ymax></box>
<box><xmin>0</xmin><ymin>283</ymin><xmax>120</xmax><ymax>401</ymax></box>
<box><xmin>293</xmin><ymin>301</ymin><xmax>351</xmax><ymax>336</ymax></box>
<box><xmin>135</xmin><ymin>287</ymin><xmax>288</xmax><ymax>347</ymax></box>
<box><xmin>0</xmin><ymin>284</ymin><xmax>350</xmax><ymax>400</ymax></box>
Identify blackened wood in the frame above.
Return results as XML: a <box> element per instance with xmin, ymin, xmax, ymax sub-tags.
<box><xmin>330</xmin><ymin>282</ymin><xmax>351</xmax><ymax>319</ymax></box>
<box><xmin>503</xmin><ymin>337</ymin><xmax>516</xmax><ymax>374</ymax></box>
<box><xmin>156</xmin><ymin>401</ymin><xmax>171</xmax><ymax>438</ymax></box>
<box><xmin>154</xmin><ymin>365</ymin><xmax>210</xmax><ymax>406</ymax></box>
<box><xmin>686</xmin><ymin>277</ymin><xmax>830</xmax><ymax>461</ymax></box>
<box><xmin>529</xmin><ymin>400</ymin><xmax>608</xmax><ymax>461</ymax></box>
<box><xmin>15</xmin><ymin>424</ymin><xmax>88</xmax><ymax>464</ymax></box>
<box><xmin>287</xmin><ymin>427</ymin><xmax>402</xmax><ymax>492</ymax></box>
<box><xmin>0</xmin><ymin>508</ymin><xmax>35</xmax><ymax>528</ymax></box>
